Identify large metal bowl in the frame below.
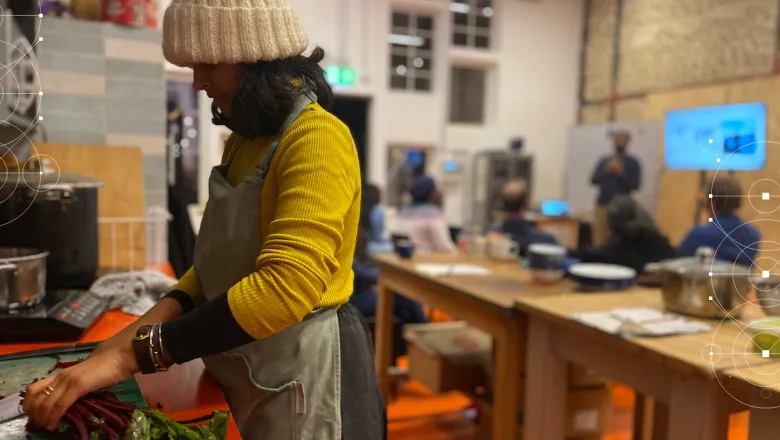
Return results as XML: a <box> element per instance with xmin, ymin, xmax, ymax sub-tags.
<box><xmin>646</xmin><ymin>248</ymin><xmax>752</xmax><ymax>319</ymax></box>
<box><xmin>754</xmin><ymin>278</ymin><xmax>780</xmax><ymax>316</ymax></box>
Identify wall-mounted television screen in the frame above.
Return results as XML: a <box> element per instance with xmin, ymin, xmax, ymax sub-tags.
<box><xmin>663</xmin><ymin>102</ymin><xmax>766</xmax><ymax>171</ymax></box>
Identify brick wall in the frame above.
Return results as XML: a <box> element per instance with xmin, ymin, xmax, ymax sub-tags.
<box><xmin>38</xmin><ymin>17</ymin><xmax>167</xmax><ymax>210</ymax></box>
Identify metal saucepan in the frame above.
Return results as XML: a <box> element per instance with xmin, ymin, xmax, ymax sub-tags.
<box><xmin>754</xmin><ymin>277</ymin><xmax>780</xmax><ymax>316</ymax></box>
<box><xmin>645</xmin><ymin>247</ymin><xmax>752</xmax><ymax>319</ymax></box>
<box><xmin>0</xmin><ymin>247</ymin><xmax>48</xmax><ymax>310</ymax></box>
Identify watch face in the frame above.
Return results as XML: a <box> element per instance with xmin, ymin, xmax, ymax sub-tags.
<box><xmin>134</xmin><ymin>327</ymin><xmax>151</xmax><ymax>341</ymax></box>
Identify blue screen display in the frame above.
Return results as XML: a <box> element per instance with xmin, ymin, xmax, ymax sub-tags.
<box><xmin>664</xmin><ymin>102</ymin><xmax>766</xmax><ymax>171</ymax></box>
<box><xmin>541</xmin><ymin>200</ymin><xmax>570</xmax><ymax>217</ymax></box>
<box><xmin>407</xmin><ymin>150</ymin><xmax>424</xmax><ymax>166</ymax></box>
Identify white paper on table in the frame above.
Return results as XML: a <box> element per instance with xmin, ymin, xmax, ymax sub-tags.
<box><xmin>572</xmin><ymin>309</ymin><xmax>712</xmax><ymax>337</ymax></box>
<box><xmin>571</xmin><ymin>312</ymin><xmax>623</xmax><ymax>334</ymax></box>
<box><xmin>642</xmin><ymin>319</ymin><xmax>712</xmax><ymax>335</ymax></box>
<box><xmin>610</xmin><ymin>307</ymin><xmax>667</xmax><ymax>323</ymax></box>
<box><xmin>415</xmin><ymin>263</ymin><xmax>492</xmax><ymax>277</ymax></box>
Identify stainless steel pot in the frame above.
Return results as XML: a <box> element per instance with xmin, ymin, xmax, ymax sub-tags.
<box><xmin>645</xmin><ymin>247</ymin><xmax>752</xmax><ymax>319</ymax></box>
<box><xmin>0</xmin><ymin>247</ymin><xmax>48</xmax><ymax>310</ymax></box>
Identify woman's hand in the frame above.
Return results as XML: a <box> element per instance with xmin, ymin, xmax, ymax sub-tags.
<box><xmin>22</xmin><ymin>342</ymin><xmax>139</xmax><ymax>431</ymax></box>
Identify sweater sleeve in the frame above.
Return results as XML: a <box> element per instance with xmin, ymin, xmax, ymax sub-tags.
<box><xmin>169</xmin><ymin>266</ymin><xmax>206</xmax><ymax>306</ymax></box>
<box><xmin>225</xmin><ymin>114</ymin><xmax>358</xmax><ymax>339</ymax></box>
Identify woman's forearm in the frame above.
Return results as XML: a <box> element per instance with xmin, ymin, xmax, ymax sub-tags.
<box><xmin>118</xmin><ymin>297</ymin><xmax>184</xmax><ymax>338</ymax></box>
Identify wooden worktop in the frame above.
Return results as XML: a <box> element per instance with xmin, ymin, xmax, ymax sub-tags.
<box><xmin>0</xmin><ymin>311</ymin><xmax>239</xmax><ymax>439</ymax></box>
<box><xmin>372</xmin><ymin>253</ymin><xmax>568</xmax><ymax>311</ymax></box>
<box><xmin>375</xmin><ymin>252</ymin><xmax>777</xmax><ymax>385</ymax></box>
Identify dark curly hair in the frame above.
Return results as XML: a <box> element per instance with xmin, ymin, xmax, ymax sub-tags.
<box><xmin>212</xmin><ymin>47</ymin><xmax>334</xmax><ymax>139</ymax></box>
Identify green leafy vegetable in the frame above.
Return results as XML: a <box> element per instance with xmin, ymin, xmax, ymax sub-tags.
<box><xmin>121</xmin><ymin>410</ymin><xmax>229</xmax><ymax>440</ymax></box>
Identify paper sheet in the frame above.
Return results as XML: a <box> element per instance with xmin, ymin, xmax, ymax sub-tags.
<box><xmin>572</xmin><ymin>307</ymin><xmax>712</xmax><ymax>337</ymax></box>
<box><xmin>415</xmin><ymin>264</ymin><xmax>492</xmax><ymax>277</ymax></box>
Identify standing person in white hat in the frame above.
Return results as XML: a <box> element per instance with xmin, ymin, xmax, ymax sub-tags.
<box><xmin>22</xmin><ymin>0</ymin><xmax>387</xmax><ymax>438</ymax></box>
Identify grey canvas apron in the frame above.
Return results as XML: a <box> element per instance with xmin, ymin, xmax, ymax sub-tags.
<box><xmin>193</xmin><ymin>93</ymin><xmax>342</xmax><ymax>440</ymax></box>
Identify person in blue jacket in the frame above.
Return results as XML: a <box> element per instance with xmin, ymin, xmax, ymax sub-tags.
<box><xmin>499</xmin><ymin>179</ymin><xmax>558</xmax><ymax>256</ymax></box>
<box><xmin>680</xmin><ymin>176</ymin><xmax>760</xmax><ymax>267</ymax></box>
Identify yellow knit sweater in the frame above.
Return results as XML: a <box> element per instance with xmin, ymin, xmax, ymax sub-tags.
<box><xmin>172</xmin><ymin>102</ymin><xmax>360</xmax><ymax>339</ymax></box>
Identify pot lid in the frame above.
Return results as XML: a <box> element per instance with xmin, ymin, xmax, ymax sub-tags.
<box><xmin>0</xmin><ymin>171</ymin><xmax>102</xmax><ymax>189</ymax></box>
<box><xmin>651</xmin><ymin>254</ymin><xmax>749</xmax><ymax>277</ymax></box>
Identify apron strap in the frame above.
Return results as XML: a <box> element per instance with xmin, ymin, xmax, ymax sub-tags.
<box><xmin>256</xmin><ymin>91</ymin><xmax>318</xmax><ymax>176</ymax></box>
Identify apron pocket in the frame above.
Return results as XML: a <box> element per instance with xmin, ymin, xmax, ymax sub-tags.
<box><xmin>204</xmin><ymin>353</ymin><xmax>306</xmax><ymax>440</ymax></box>
<box><xmin>239</xmin><ymin>381</ymin><xmax>305</xmax><ymax>440</ymax></box>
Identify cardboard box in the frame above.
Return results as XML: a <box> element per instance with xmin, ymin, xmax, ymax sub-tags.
<box><xmin>566</xmin><ymin>387</ymin><xmax>612</xmax><ymax>437</ymax></box>
<box><xmin>404</xmin><ymin>321</ymin><xmax>491</xmax><ymax>394</ymax></box>
<box><xmin>569</xmin><ymin>365</ymin><xmax>609</xmax><ymax>389</ymax></box>
<box><xmin>477</xmin><ymin>386</ymin><xmax>611</xmax><ymax>439</ymax></box>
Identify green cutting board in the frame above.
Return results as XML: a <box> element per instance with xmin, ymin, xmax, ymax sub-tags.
<box><xmin>0</xmin><ymin>350</ymin><xmax>146</xmax><ymax>440</ymax></box>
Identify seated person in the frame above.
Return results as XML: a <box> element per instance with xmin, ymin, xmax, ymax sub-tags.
<box><xmin>361</xmin><ymin>183</ymin><xmax>394</xmax><ymax>255</ymax></box>
<box><xmin>570</xmin><ymin>195</ymin><xmax>679</xmax><ymax>273</ymax></box>
<box><xmin>499</xmin><ymin>179</ymin><xmax>558</xmax><ymax>256</ymax></box>
<box><xmin>396</xmin><ymin>175</ymin><xmax>457</xmax><ymax>253</ymax></box>
<box><xmin>680</xmin><ymin>176</ymin><xmax>759</xmax><ymax>267</ymax></box>
<box><xmin>349</xmin><ymin>227</ymin><xmax>426</xmax><ymax>356</ymax></box>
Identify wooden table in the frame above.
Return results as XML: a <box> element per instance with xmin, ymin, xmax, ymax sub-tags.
<box><xmin>0</xmin><ymin>311</ymin><xmax>239</xmax><ymax>439</ymax></box>
<box><xmin>373</xmin><ymin>253</ymin><xmax>563</xmax><ymax>440</ymax></box>
<box><xmin>715</xmin><ymin>334</ymin><xmax>780</xmax><ymax>440</ymax></box>
<box><xmin>516</xmin><ymin>290</ymin><xmax>764</xmax><ymax>440</ymax></box>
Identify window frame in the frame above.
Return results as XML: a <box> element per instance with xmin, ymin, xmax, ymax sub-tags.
<box><xmin>388</xmin><ymin>10</ymin><xmax>436</xmax><ymax>93</ymax></box>
<box><xmin>450</xmin><ymin>0</ymin><xmax>493</xmax><ymax>50</ymax></box>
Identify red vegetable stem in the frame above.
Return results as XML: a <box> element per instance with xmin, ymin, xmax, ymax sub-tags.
<box><xmin>80</xmin><ymin>400</ymin><xmax>127</xmax><ymax>431</ymax></box>
<box><xmin>83</xmin><ymin>398</ymin><xmax>131</xmax><ymax>411</ymax></box>
<box><xmin>85</xmin><ymin>396</ymin><xmax>135</xmax><ymax>412</ymax></box>
<box><xmin>68</xmin><ymin>401</ymin><xmax>98</xmax><ymax>421</ymax></box>
<box><xmin>63</xmin><ymin>410</ymin><xmax>89</xmax><ymax>440</ymax></box>
<box><xmin>98</xmin><ymin>421</ymin><xmax>120</xmax><ymax>440</ymax></box>
<box><xmin>176</xmin><ymin>413</ymin><xmax>215</xmax><ymax>425</ymax></box>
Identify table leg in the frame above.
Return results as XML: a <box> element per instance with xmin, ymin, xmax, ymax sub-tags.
<box><xmin>667</xmin><ymin>375</ymin><xmax>728</xmax><ymax>440</ymax></box>
<box><xmin>633</xmin><ymin>394</ymin><xmax>669</xmax><ymax>440</ymax></box>
<box><xmin>374</xmin><ymin>282</ymin><xmax>394</xmax><ymax>399</ymax></box>
<box><xmin>748</xmin><ymin>408</ymin><xmax>780</xmax><ymax>439</ymax></box>
<box><xmin>492</xmin><ymin>320</ymin><xmax>521</xmax><ymax>440</ymax></box>
<box><xmin>524</xmin><ymin>316</ymin><xmax>567</xmax><ymax>440</ymax></box>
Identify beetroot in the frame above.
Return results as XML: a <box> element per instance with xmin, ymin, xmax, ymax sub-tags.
<box><xmin>24</xmin><ymin>360</ymin><xmax>136</xmax><ymax>440</ymax></box>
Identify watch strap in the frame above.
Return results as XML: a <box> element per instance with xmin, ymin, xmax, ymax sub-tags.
<box><xmin>133</xmin><ymin>326</ymin><xmax>156</xmax><ymax>374</ymax></box>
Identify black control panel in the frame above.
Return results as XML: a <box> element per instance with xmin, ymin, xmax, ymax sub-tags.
<box><xmin>0</xmin><ymin>290</ymin><xmax>110</xmax><ymax>343</ymax></box>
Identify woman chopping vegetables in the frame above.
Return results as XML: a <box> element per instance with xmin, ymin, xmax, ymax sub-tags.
<box><xmin>22</xmin><ymin>0</ymin><xmax>387</xmax><ymax>438</ymax></box>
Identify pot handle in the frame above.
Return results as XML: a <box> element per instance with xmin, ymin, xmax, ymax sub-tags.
<box><xmin>0</xmin><ymin>263</ymin><xmax>18</xmax><ymax>309</ymax></box>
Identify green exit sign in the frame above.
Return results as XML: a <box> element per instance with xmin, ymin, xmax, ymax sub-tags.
<box><xmin>326</xmin><ymin>65</ymin><xmax>356</xmax><ymax>87</ymax></box>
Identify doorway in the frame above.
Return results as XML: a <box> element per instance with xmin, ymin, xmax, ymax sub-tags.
<box><xmin>330</xmin><ymin>96</ymin><xmax>370</xmax><ymax>178</ymax></box>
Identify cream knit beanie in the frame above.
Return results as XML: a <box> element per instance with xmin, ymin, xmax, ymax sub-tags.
<box><xmin>163</xmin><ymin>0</ymin><xmax>308</xmax><ymax>66</ymax></box>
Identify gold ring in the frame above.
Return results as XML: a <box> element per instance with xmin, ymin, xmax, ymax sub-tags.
<box><xmin>43</xmin><ymin>385</ymin><xmax>55</xmax><ymax>395</ymax></box>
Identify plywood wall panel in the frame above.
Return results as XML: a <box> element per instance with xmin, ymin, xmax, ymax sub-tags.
<box><xmin>38</xmin><ymin>143</ymin><xmax>146</xmax><ymax>271</ymax></box>
<box><xmin>580</xmin><ymin>104</ymin><xmax>610</xmax><ymax>124</ymax></box>
<box><xmin>614</xmin><ymin>98</ymin><xmax>646</xmax><ymax>122</ymax></box>
<box><xmin>618</xmin><ymin>0</ymin><xmax>777</xmax><ymax>95</ymax></box>
<box><xmin>582</xmin><ymin>0</ymin><xmax>617</xmax><ymax>102</ymax></box>
<box><xmin>647</xmin><ymin>76</ymin><xmax>780</xmax><ymax>262</ymax></box>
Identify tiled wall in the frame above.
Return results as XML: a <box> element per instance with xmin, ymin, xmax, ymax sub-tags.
<box><xmin>38</xmin><ymin>17</ymin><xmax>167</xmax><ymax>210</ymax></box>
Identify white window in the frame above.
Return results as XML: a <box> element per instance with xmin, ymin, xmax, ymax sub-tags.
<box><xmin>449</xmin><ymin>67</ymin><xmax>487</xmax><ymax>124</ymax></box>
<box><xmin>389</xmin><ymin>12</ymin><xmax>435</xmax><ymax>92</ymax></box>
<box><xmin>450</xmin><ymin>0</ymin><xmax>492</xmax><ymax>49</ymax></box>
